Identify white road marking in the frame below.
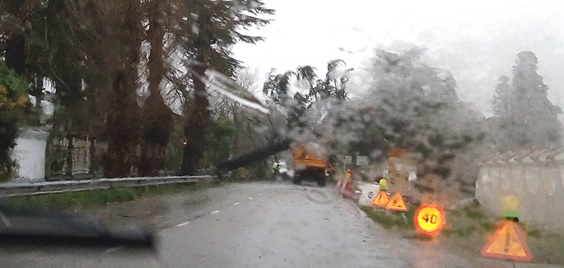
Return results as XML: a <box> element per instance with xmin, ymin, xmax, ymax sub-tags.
<box><xmin>0</xmin><ymin>212</ymin><xmax>11</xmax><ymax>227</ymax></box>
<box><xmin>234</xmin><ymin>202</ymin><xmax>240</xmax><ymax>206</ymax></box>
<box><xmin>211</xmin><ymin>210</ymin><xmax>220</xmax><ymax>214</ymax></box>
<box><xmin>258</xmin><ymin>193</ymin><xmax>262</xmax><ymax>196</ymax></box>
<box><xmin>176</xmin><ymin>221</ymin><xmax>190</xmax><ymax>227</ymax></box>
<box><xmin>105</xmin><ymin>246</ymin><xmax>123</xmax><ymax>253</ymax></box>
<box><xmin>248</xmin><ymin>197</ymin><xmax>253</xmax><ymax>200</ymax></box>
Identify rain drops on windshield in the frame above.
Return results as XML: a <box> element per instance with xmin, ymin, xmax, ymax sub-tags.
<box><xmin>2</xmin><ymin>0</ymin><xmax>564</xmax><ymax>267</ymax></box>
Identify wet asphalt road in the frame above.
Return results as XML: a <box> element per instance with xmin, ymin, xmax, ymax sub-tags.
<box><xmin>0</xmin><ymin>182</ymin><xmax>561</xmax><ymax>267</ymax></box>
<box><xmin>156</xmin><ymin>182</ymin><xmax>507</xmax><ymax>268</ymax></box>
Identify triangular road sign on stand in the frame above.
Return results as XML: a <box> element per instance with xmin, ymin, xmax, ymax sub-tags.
<box><xmin>372</xmin><ymin>190</ymin><xmax>389</xmax><ymax>207</ymax></box>
<box><xmin>481</xmin><ymin>220</ymin><xmax>533</xmax><ymax>262</ymax></box>
<box><xmin>385</xmin><ymin>192</ymin><xmax>408</xmax><ymax>212</ymax></box>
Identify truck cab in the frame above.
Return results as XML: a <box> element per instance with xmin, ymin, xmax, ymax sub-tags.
<box><xmin>292</xmin><ymin>143</ymin><xmax>329</xmax><ymax>186</ymax></box>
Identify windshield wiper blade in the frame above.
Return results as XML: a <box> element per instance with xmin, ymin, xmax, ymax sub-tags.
<box><xmin>0</xmin><ymin>203</ymin><xmax>156</xmax><ymax>249</ymax></box>
<box><xmin>0</xmin><ymin>227</ymin><xmax>155</xmax><ymax>249</ymax></box>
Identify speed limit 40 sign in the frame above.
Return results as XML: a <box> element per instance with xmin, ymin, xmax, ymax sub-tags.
<box><xmin>414</xmin><ymin>205</ymin><xmax>446</xmax><ymax>236</ymax></box>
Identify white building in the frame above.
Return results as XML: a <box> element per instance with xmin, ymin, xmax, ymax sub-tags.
<box><xmin>11</xmin><ymin>127</ymin><xmax>50</xmax><ymax>181</ymax></box>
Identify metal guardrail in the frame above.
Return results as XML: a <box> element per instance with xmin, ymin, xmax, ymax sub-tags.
<box><xmin>0</xmin><ymin>175</ymin><xmax>216</xmax><ymax>198</ymax></box>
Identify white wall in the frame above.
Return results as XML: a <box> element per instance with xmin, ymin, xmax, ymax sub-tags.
<box><xmin>11</xmin><ymin>128</ymin><xmax>49</xmax><ymax>181</ymax></box>
<box><xmin>476</xmin><ymin>149</ymin><xmax>564</xmax><ymax>230</ymax></box>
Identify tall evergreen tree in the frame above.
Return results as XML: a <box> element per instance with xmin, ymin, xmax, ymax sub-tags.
<box><xmin>492</xmin><ymin>75</ymin><xmax>512</xmax><ymax>116</ymax></box>
<box><xmin>491</xmin><ymin>51</ymin><xmax>561</xmax><ymax>150</ymax></box>
<box><xmin>138</xmin><ymin>0</ymin><xmax>178</xmax><ymax>176</ymax></box>
<box><xmin>178</xmin><ymin>0</ymin><xmax>274</xmax><ymax>175</ymax></box>
<box><xmin>61</xmin><ymin>1</ymin><xmax>145</xmax><ymax>177</ymax></box>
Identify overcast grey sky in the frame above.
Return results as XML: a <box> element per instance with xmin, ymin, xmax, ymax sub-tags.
<box><xmin>232</xmin><ymin>0</ymin><xmax>564</xmax><ymax>117</ymax></box>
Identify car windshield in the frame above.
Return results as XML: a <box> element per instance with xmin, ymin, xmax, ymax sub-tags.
<box><xmin>1</xmin><ymin>0</ymin><xmax>563</xmax><ymax>267</ymax></box>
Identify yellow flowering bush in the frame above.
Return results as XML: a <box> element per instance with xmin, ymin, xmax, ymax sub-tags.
<box><xmin>0</xmin><ymin>61</ymin><xmax>29</xmax><ymax>181</ymax></box>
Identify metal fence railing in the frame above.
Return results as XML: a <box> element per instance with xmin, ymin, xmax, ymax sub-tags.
<box><xmin>0</xmin><ymin>175</ymin><xmax>216</xmax><ymax>198</ymax></box>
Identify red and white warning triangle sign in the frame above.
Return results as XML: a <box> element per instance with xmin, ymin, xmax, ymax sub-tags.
<box><xmin>481</xmin><ymin>220</ymin><xmax>533</xmax><ymax>262</ymax></box>
<box><xmin>385</xmin><ymin>192</ymin><xmax>408</xmax><ymax>212</ymax></box>
<box><xmin>372</xmin><ymin>191</ymin><xmax>389</xmax><ymax>207</ymax></box>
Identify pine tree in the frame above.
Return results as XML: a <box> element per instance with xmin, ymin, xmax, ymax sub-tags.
<box><xmin>492</xmin><ymin>76</ymin><xmax>512</xmax><ymax>117</ymax></box>
<box><xmin>179</xmin><ymin>0</ymin><xmax>274</xmax><ymax>175</ymax></box>
<box><xmin>491</xmin><ymin>51</ymin><xmax>561</xmax><ymax>150</ymax></box>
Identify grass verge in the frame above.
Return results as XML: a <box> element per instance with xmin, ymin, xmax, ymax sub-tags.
<box><xmin>1</xmin><ymin>180</ymin><xmax>227</xmax><ymax>210</ymax></box>
<box><xmin>361</xmin><ymin>204</ymin><xmax>564</xmax><ymax>265</ymax></box>
<box><xmin>362</xmin><ymin>206</ymin><xmax>417</xmax><ymax>231</ymax></box>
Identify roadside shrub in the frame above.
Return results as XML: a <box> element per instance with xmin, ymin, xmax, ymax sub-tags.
<box><xmin>0</xmin><ymin>61</ymin><xmax>29</xmax><ymax>181</ymax></box>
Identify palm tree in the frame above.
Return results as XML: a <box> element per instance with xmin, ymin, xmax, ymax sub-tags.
<box><xmin>264</xmin><ymin>60</ymin><xmax>351</xmax><ymax>133</ymax></box>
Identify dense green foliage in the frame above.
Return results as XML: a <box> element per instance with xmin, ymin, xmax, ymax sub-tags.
<box><xmin>0</xmin><ymin>0</ymin><xmax>273</xmax><ymax>178</ymax></box>
<box><xmin>0</xmin><ymin>60</ymin><xmax>28</xmax><ymax>181</ymax></box>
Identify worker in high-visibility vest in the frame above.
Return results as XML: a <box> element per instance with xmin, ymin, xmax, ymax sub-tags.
<box><xmin>336</xmin><ymin>169</ymin><xmax>349</xmax><ymax>188</ymax></box>
<box><xmin>272</xmin><ymin>160</ymin><xmax>281</xmax><ymax>180</ymax></box>
<box><xmin>377</xmin><ymin>177</ymin><xmax>388</xmax><ymax>191</ymax></box>
<box><xmin>342</xmin><ymin>169</ymin><xmax>356</xmax><ymax>199</ymax></box>
<box><xmin>503</xmin><ymin>195</ymin><xmax>519</xmax><ymax>223</ymax></box>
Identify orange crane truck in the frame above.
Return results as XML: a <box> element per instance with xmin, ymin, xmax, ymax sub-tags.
<box><xmin>291</xmin><ymin>143</ymin><xmax>329</xmax><ymax>186</ymax></box>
